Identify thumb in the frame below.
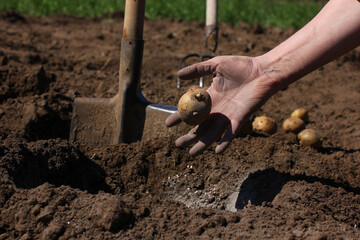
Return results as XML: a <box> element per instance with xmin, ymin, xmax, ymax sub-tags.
<box><xmin>165</xmin><ymin>112</ymin><xmax>182</xmax><ymax>127</ymax></box>
<box><xmin>177</xmin><ymin>59</ymin><xmax>217</xmax><ymax>80</ymax></box>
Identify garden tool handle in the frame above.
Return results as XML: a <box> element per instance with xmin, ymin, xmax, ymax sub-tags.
<box><xmin>205</xmin><ymin>0</ymin><xmax>218</xmax><ymax>53</ymax></box>
<box><xmin>123</xmin><ymin>0</ymin><xmax>146</xmax><ymax>39</ymax></box>
<box><xmin>119</xmin><ymin>0</ymin><xmax>146</xmax><ymax>97</ymax></box>
<box><xmin>117</xmin><ymin>0</ymin><xmax>146</xmax><ymax>143</ymax></box>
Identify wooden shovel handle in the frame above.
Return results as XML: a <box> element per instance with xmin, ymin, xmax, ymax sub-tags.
<box><xmin>206</xmin><ymin>0</ymin><xmax>218</xmax><ymax>27</ymax></box>
<box><xmin>118</xmin><ymin>0</ymin><xmax>146</xmax><ymax>98</ymax></box>
<box><xmin>123</xmin><ymin>0</ymin><xmax>146</xmax><ymax>39</ymax></box>
<box><xmin>205</xmin><ymin>0</ymin><xmax>218</xmax><ymax>52</ymax></box>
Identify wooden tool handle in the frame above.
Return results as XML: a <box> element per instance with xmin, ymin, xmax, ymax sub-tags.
<box><xmin>123</xmin><ymin>0</ymin><xmax>146</xmax><ymax>39</ymax></box>
<box><xmin>206</xmin><ymin>0</ymin><xmax>218</xmax><ymax>27</ymax></box>
<box><xmin>205</xmin><ymin>0</ymin><xmax>218</xmax><ymax>52</ymax></box>
<box><xmin>118</xmin><ymin>0</ymin><xmax>146</xmax><ymax>99</ymax></box>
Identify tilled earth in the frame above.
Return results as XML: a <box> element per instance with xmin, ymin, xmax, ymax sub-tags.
<box><xmin>1</xmin><ymin>11</ymin><xmax>360</xmax><ymax>239</ymax></box>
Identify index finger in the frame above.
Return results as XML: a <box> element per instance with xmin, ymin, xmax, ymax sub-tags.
<box><xmin>165</xmin><ymin>111</ymin><xmax>182</xmax><ymax>127</ymax></box>
<box><xmin>178</xmin><ymin>59</ymin><xmax>217</xmax><ymax>80</ymax></box>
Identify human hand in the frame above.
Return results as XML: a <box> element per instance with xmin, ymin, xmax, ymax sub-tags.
<box><xmin>167</xmin><ymin>0</ymin><xmax>360</xmax><ymax>156</ymax></box>
<box><xmin>165</xmin><ymin>55</ymin><xmax>277</xmax><ymax>156</ymax></box>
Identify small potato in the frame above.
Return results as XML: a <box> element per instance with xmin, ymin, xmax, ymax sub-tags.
<box><xmin>291</xmin><ymin>108</ymin><xmax>309</xmax><ymax>122</ymax></box>
<box><xmin>297</xmin><ymin>129</ymin><xmax>322</xmax><ymax>148</ymax></box>
<box><xmin>178</xmin><ymin>88</ymin><xmax>211</xmax><ymax>126</ymax></box>
<box><xmin>252</xmin><ymin>116</ymin><xmax>277</xmax><ymax>135</ymax></box>
<box><xmin>283</xmin><ymin>117</ymin><xmax>305</xmax><ymax>133</ymax></box>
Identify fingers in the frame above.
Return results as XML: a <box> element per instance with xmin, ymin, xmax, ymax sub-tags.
<box><xmin>215</xmin><ymin>121</ymin><xmax>239</xmax><ymax>154</ymax></box>
<box><xmin>189</xmin><ymin>125</ymin><xmax>227</xmax><ymax>156</ymax></box>
<box><xmin>175</xmin><ymin>126</ymin><xmax>201</xmax><ymax>147</ymax></box>
<box><xmin>165</xmin><ymin>112</ymin><xmax>182</xmax><ymax>127</ymax></box>
<box><xmin>178</xmin><ymin>59</ymin><xmax>216</xmax><ymax>80</ymax></box>
<box><xmin>175</xmin><ymin>113</ymin><xmax>230</xmax><ymax>156</ymax></box>
<box><xmin>174</xmin><ymin>117</ymin><xmax>217</xmax><ymax>148</ymax></box>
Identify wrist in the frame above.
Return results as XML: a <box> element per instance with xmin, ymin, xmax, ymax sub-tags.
<box><xmin>253</xmin><ymin>53</ymin><xmax>292</xmax><ymax>94</ymax></box>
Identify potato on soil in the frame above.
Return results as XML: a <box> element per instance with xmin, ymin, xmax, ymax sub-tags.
<box><xmin>297</xmin><ymin>129</ymin><xmax>322</xmax><ymax>148</ymax></box>
<box><xmin>252</xmin><ymin>116</ymin><xmax>277</xmax><ymax>135</ymax></box>
<box><xmin>283</xmin><ymin>117</ymin><xmax>305</xmax><ymax>133</ymax></box>
<box><xmin>178</xmin><ymin>88</ymin><xmax>211</xmax><ymax>126</ymax></box>
<box><xmin>291</xmin><ymin>108</ymin><xmax>309</xmax><ymax>122</ymax></box>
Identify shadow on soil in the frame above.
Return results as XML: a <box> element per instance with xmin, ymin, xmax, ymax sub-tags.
<box><xmin>25</xmin><ymin>117</ymin><xmax>71</xmax><ymax>141</ymax></box>
<box><xmin>24</xmin><ymin>94</ymin><xmax>73</xmax><ymax>141</ymax></box>
<box><xmin>235</xmin><ymin>167</ymin><xmax>360</xmax><ymax>210</ymax></box>
<box><xmin>320</xmin><ymin>146</ymin><xmax>360</xmax><ymax>154</ymax></box>
<box><xmin>4</xmin><ymin>138</ymin><xmax>112</xmax><ymax>194</ymax></box>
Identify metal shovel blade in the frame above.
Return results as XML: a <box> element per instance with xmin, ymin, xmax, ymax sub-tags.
<box><xmin>69</xmin><ymin>92</ymin><xmax>182</xmax><ymax>146</ymax></box>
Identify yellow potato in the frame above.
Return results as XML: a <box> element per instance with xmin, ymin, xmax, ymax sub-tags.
<box><xmin>252</xmin><ymin>116</ymin><xmax>277</xmax><ymax>135</ymax></box>
<box><xmin>291</xmin><ymin>108</ymin><xmax>309</xmax><ymax>122</ymax></box>
<box><xmin>297</xmin><ymin>129</ymin><xmax>322</xmax><ymax>148</ymax></box>
<box><xmin>283</xmin><ymin>117</ymin><xmax>305</xmax><ymax>133</ymax></box>
<box><xmin>178</xmin><ymin>88</ymin><xmax>211</xmax><ymax>126</ymax></box>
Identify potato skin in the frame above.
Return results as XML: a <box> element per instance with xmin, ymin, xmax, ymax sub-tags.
<box><xmin>297</xmin><ymin>129</ymin><xmax>322</xmax><ymax>148</ymax></box>
<box><xmin>178</xmin><ymin>88</ymin><xmax>211</xmax><ymax>126</ymax></box>
<box><xmin>283</xmin><ymin>117</ymin><xmax>305</xmax><ymax>133</ymax></box>
<box><xmin>291</xmin><ymin>108</ymin><xmax>309</xmax><ymax>122</ymax></box>
<box><xmin>252</xmin><ymin>116</ymin><xmax>277</xmax><ymax>135</ymax></box>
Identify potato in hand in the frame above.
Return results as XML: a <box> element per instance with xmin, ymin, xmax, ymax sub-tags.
<box><xmin>178</xmin><ymin>88</ymin><xmax>211</xmax><ymax>126</ymax></box>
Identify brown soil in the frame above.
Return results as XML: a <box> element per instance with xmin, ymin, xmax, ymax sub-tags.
<box><xmin>1</xmin><ymin>10</ymin><xmax>360</xmax><ymax>239</ymax></box>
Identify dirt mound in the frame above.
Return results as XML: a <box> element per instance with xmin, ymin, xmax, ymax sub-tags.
<box><xmin>1</xmin><ymin>11</ymin><xmax>360</xmax><ymax>239</ymax></box>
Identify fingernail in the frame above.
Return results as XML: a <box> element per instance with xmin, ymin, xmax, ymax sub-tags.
<box><xmin>215</xmin><ymin>145</ymin><xmax>223</xmax><ymax>154</ymax></box>
<box><xmin>189</xmin><ymin>148</ymin><xmax>202</xmax><ymax>157</ymax></box>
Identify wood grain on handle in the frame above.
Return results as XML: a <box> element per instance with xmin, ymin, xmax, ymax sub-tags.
<box><xmin>123</xmin><ymin>0</ymin><xmax>146</xmax><ymax>39</ymax></box>
<box><xmin>206</xmin><ymin>0</ymin><xmax>217</xmax><ymax>27</ymax></box>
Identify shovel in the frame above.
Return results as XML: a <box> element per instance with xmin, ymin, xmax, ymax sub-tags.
<box><xmin>70</xmin><ymin>0</ymin><xmax>181</xmax><ymax>146</ymax></box>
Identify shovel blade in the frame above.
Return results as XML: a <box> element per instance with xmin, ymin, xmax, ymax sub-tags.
<box><xmin>70</xmin><ymin>97</ymin><xmax>119</xmax><ymax>146</ymax></box>
<box><xmin>142</xmin><ymin>103</ymin><xmax>191</xmax><ymax>141</ymax></box>
<box><xmin>70</xmin><ymin>95</ymin><xmax>188</xmax><ymax>146</ymax></box>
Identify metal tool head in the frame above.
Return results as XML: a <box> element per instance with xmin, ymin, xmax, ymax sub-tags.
<box><xmin>70</xmin><ymin>91</ymin><xmax>182</xmax><ymax>146</ymax></box>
